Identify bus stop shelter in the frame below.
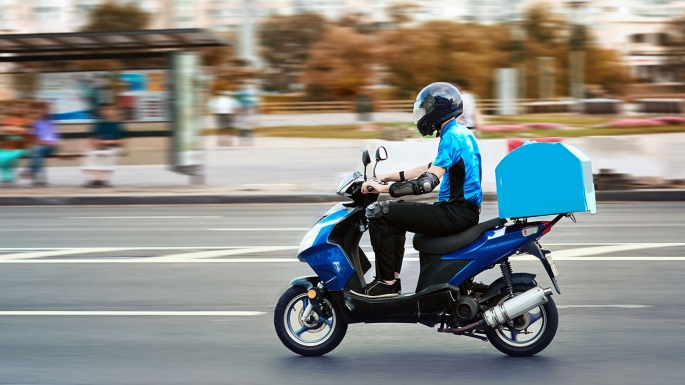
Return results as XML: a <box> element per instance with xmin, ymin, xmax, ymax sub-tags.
<box><xmin>0</xmin><ymin>29</ymin><xmax>230</xmax><ymax>183</ymax></box>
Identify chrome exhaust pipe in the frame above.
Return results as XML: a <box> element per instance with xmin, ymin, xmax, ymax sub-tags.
<box><xmin>482</xmin><ymin>286</ymin><xmax>553</xmax><ymax>328</ymax></box>
<box><xmin>437</xmin><ymin>286</ymin><xmax>553</xmax><ymax>335</ymax></box>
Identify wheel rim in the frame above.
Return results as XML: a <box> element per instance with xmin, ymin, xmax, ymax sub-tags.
<box><xmin>283</xmin><ymin>293</ymin><xmax>336</xmax><ymax>347</ymax></box>
<box><xmin>493</xmin><ymin>294</ymin><xmax>547</xmax><ymax>347</ymax></box>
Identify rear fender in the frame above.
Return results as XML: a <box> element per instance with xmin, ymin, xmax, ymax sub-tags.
<box><xmin>481</xmin><ymin>273</ymin><xmax>536</xmax><ymax>302</ymax></box>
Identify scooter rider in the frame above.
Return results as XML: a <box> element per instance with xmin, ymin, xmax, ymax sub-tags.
<box><xmin>357</xmin><ymin>82</ymin><xmax>483</xmax><ymax>298</ymax></box>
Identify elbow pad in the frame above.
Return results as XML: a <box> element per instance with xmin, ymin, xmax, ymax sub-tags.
<box><xmin>389</xmin><ymin>172</ymin><xmax>440</xmax><ymax>197</ymax></box>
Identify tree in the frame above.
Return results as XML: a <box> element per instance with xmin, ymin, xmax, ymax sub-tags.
<box><xmin>79</xmin><ymin>1</ymin><xmax>150</xmax><ymax>32</ymax></box>
<box><xmin>665</xmin><ymin>17</ymin><xmax>685</xmax><ymax>82</ymax></box>
<box><xmin>300</xmin><ymin>26</ymin><xmax>377</xmax><ymax>100</ymax></box>
<box><xmin>258</xmin><ymin>13</ymin><xmax>327</xmax><ymax>92</ymax></box>
<box><xmin>387</xmin><ymin>2</ymin><xmax>418</xmax><ymax>26</ymax></box>
<box><xmin>72</xmin><ymin>1</ymin><xmax>152</xmax><ymax>71</ymax></box>
<box><xmin>382</xmin><ymin>20</ymin><xmax>510</xmax><ymax>99</ymax></box>
<box><xmin>585</xmin><ymin>47</ymin><xmax>632</xmax><ymax>96</ymax></box>
<box><xmin>523</xmin><ymin>4</ymin><xmax>566</xmax><ymax>46</ymax></box>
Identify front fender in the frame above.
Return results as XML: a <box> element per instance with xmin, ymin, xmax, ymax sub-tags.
<box><xmin>481</xmin><ymin>273</ymin><xmax>537</xmax><ymax>302</ymax></box>
<box><xmin>290</xmin><ymin>276</ymin><xmax>321</xmax><ymax>291</ymax></box>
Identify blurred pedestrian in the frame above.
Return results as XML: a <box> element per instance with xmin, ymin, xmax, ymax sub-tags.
<box><xmin>82</xmin><ymin>104</ymin><xmax>126</xmax><ymax>188</ymax></box>
<box><xmin>455</xmin><ymin>79</ymin><xmax>480</xmax><ymax>130</ymax></box>
<box><xmin>0</xmin><ymin>101</ymin><xmax>34</xmax><ymax>186</ymax></box>
<box><xmin>235</xmin><ymin>83</ymin><xmax>260</xmax><ymax>146</ymax></box>
<box><xmin>209</xmin><ymin>92</ymin><xmax>237</xmax><ymax>146</ymax></box>
<box><xmin>22</xmin><ymin>102</ymin><xmax>60</xmax><ymax>186</ymax></box>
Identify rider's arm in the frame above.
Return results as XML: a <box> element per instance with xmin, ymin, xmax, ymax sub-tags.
<box><xmin>362</xmin><ymin>165</ymin><xmax>446</xmax><ymax>195</ymax></box>
<box><xmin>378</xmin><ymin>163</ymin><xmax>432</xmax><ymax>183</ymax></box>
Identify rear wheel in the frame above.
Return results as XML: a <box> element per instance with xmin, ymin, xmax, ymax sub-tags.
<box><xmin>485</xmin><ymin>283</ymin><xmax>558</xmax><ymax>357</ymax></box>
<box><xmin>274</xmin><ymin>286</ymin><xmax>347</xmax><ymax>356</ymax></box>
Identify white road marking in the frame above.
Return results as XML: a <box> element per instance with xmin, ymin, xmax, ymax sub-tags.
<box><xmin>0</xmin><ymin>243</ymin><xmax>682</xmax><ymax>263</ymax></box>
<box><xmin>550</xmin><ymin>243</ymin><xmax>684</xmax><ymax>258</ymax></box>
<box><xmin>557</xmin><ymin>305</ymin><xmax>652</xmax><ymax>309</ymax></box>
<box><xmin>3</xmin><ymin>255</ymin><xmax>685</xmax><ymax>263</ymax></box>
<box><xmin>208</xmin><ymin>228</ymin><xmax>309</xmax><ymax>231</ymax></box>
<box><xmin>0</xmin><ymin>228</ymin><xmax>305</xmax><ymax>232</ymax></box>
<box><xmin>0</xmin><ymin>246</ymin><xmax>290</xmax><ymax>251</ymax></box>
<box><xmin>142</xmin><ymin>246</ymin><xmax>299</xmax><ymax>262</ymax></box>
<box><xmin>0</xmin><ymin>311</ymin><xmax>265</xmax><ymax>316</ymax></box>
<box><xmin>65</xmin><ymin>216</ymin><xmax>224</xmax><ymax>219</ymax></box>
<box><xmin>0</xmin><ymin>248</ymin><xmax>130</xmax><ymax>261</ymax></box>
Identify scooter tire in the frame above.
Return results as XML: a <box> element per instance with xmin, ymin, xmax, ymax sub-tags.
<box><xmin>484</xmin><ymin>283</ymin><xmax>559</xmax><ymax>357</ymax></box>
<box><xmin>274</xmin><ymin>286</ymin><xmax>347</xmax><ymax>357</ymax></box>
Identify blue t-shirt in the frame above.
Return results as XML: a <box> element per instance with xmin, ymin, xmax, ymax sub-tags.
<box><xmin>433</xmin><ymin>120</ymin><xmax>482</xmax><ymax>205</ymax></box>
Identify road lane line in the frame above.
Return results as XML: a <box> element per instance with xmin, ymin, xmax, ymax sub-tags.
<box><xmin>551</xmin><ymin>243</ymin><xmax>684</xmax><ymax>258</ymax></box>
<box><xmin>0</xmin><ymin>248</ymin><xmax>131</xmax><ymax>260</ymax></box>
<box><xmin>143</xmin><ymin>246</ymin><xmax>299</xmax><ymax>262</ymax></box>
<box><xmin>557</xmin><ymin>305</ymin><xmax>651</xmax><ymax>309</ymax></box>
<box><xmin>65</xmin><ymin>216</ymin><xmax>224</xmax><ymax>219</ymax></box>
<box><xmin>0</xmin><ymin>311</ymin><xmax>265</xmax><ymax>316</ymax></box>
<box><xmin>0</xmin><ymin>228</ymin><xmax>310</xmax><ymax>232</ymax></box>
<box><xmin>208</xmin><ymin>228</ymin><xmax>309</xmax><ymax>231</ymax></box>
<box><xmin>3</xmin><ymin>256</ymin><xmax>685</xmax><ymax>263</ymax></box>
<box><xmin>0</xmin><ymin>246</ymin><xmax>292</xmax><ymax>251</ymax></box>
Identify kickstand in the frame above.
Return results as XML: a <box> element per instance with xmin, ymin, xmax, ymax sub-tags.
<box><xmin>459</xmin><ymin>332</ymin><xmax>488</xmax><ymax>342</ymax></box>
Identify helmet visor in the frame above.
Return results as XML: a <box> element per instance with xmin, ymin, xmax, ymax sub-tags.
<box><xmin>413</xmin><ymin>101</ymin><xmax>425</xmax><ymax>124</ymax></box>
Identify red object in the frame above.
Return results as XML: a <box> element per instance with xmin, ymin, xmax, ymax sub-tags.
<box><xmin>507</xmin><ymin>138</ymin><xmax>562</xmax><ymax>153</ymax></box>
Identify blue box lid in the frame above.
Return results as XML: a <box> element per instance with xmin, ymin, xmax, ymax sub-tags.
<box><xmin>496</xmin><ymin>142</ymin><xmax>597</xmax><ymax>219</ymax></box>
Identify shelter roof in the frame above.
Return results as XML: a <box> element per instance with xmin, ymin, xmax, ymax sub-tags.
<box><xmin>0</xmin><ymin>29</ymin><xmax>228</xmax><ymax>55</ymax></box>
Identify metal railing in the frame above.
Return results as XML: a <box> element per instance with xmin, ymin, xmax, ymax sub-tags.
<box><xmin>258</xmin><ymin>98</ymin><xmax>685</xmax><ymax>115</ymax></box>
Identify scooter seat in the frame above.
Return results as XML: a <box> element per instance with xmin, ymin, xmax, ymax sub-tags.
<box><xmin>412</xmin><ymin>217</ymin><xmax>507</xmax><ymax>255</ymax></box>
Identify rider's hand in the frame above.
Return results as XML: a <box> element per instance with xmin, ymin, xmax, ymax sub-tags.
<box><xmin>362</xmin><ymin>180</ymin><xmax>384</xmax><ymax>194</ymax></box>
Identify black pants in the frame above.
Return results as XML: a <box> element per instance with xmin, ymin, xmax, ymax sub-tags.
<box><xmin>368</xmin><ymin>201</ymin><xmax>479</xmax><ymax>281</ymax></box>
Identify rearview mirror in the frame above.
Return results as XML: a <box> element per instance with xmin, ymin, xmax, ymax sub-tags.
<box><xmin>375</xmin><ymin>146</ymin><xmax>388</xmax><ymax>161</ymax></box>
<box><xmin>362</xmin><ymin>150</ymin><xmax>371</xmax><ymax>166</ymax></box>
<box><xmin>362</xmin><ymin>150</ymin><xmax>371</xmax><ymax>179</ymax></box>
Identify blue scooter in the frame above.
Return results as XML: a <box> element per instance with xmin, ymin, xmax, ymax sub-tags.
<box><xmin>275</xmin><ymin>147</ymin><xmax>567</xmax><ymax>357</ymax></box>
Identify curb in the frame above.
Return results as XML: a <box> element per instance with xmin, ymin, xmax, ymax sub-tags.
<box><xmin>0</xmin><ymin>190</ymin><xmax>683</xmax><ymax>206</ymax></box>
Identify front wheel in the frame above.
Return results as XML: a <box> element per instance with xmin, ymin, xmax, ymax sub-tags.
<box><xmin>274</xmin><ymin>286</ymin><xmax>347</xmax><ymax>356</ymax></box>
<box><xmin>484</xmin><ymin>283</ymin><xmax>559</xmax><ymax>357</ymax></box>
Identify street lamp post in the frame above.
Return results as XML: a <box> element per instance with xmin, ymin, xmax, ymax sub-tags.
<box><xmin>567</xmin><ymin>0</ymin><xmax>588</xmax><ymax>100</ymax></box>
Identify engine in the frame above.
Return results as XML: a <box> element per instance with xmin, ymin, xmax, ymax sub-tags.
<box><xmin>453</xmin><ymin>296</ymin><xmax>479</xmax><ymax>323</ymax></box>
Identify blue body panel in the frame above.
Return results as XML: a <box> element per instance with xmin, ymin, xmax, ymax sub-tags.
<box><xmin>297</xmin><ymin>203</ymin><xmax>356</xmax><ymax>291</ymax></box>
<box><xmin>442</xmin><ymin>224</ymin><xmax>540</xmax><ymax>287</ymax></box>
<box><xmin>298</xmin><ymin>203</ymin><xmax>544</xmax><ymax>292</ymax></box>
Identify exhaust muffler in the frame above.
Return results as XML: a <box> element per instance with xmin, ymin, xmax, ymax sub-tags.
<box><xmin>438</xmin><ymin>286</ymin><xmax>553</xmax><ymax>335</ymax></box>
<box><xmin>482</xmin><ymin>286</ymin><xmax>553</xmax><ymax>328</ymax></box>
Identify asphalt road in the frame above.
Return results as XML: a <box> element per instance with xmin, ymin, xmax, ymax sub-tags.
<box><xmin>0</xmin><ymin>203</ymin><xmax>684</xmax><ymax>384</ymax></box>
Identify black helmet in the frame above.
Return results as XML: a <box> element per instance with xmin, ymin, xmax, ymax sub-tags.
<box><xmin>413</xmin><ymin>82</ymin><xmax>463</xmax><ymax>136</ymax></box>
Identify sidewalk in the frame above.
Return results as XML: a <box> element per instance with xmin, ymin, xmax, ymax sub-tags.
<box><xmin>1</xmin><ymin>136</ymin><xmax>684</xmax><ymax>205</ymax></box>
<box><xmin>0</xmin><ymin>137</ymin><xmax>364</xmax><ymax>204</ymax></box>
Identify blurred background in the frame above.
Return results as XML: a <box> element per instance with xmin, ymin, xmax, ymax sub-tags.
<box><xmin>1</xmin><ymin>3</ymin><xmax>685</xmax><ymax>384</ymax></box>
<box><xmin>0</xmin><ymin>0</ymin><xmax>683</xmax><ymax>193</ymax></box>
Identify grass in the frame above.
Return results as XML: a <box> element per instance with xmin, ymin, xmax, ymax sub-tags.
<box><xmin>485</xmin><ymin>115</ymin><xmax>612</xmax><ymax>127</ymax></box>
<box><xmin>479</xmin><ymin>125</ymin><xmax>685</xmax><ymax>139</ymax></box>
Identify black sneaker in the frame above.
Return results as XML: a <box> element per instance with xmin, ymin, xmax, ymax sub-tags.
<box><xmin>394</xmin><ymin>278</ymin><xmax>402</xmax><ymax>294</ymax></box>
<box><xmin>351</xmin><ymin>278</ymin><xmax>400</xmax><ymax>298</ymax></box>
